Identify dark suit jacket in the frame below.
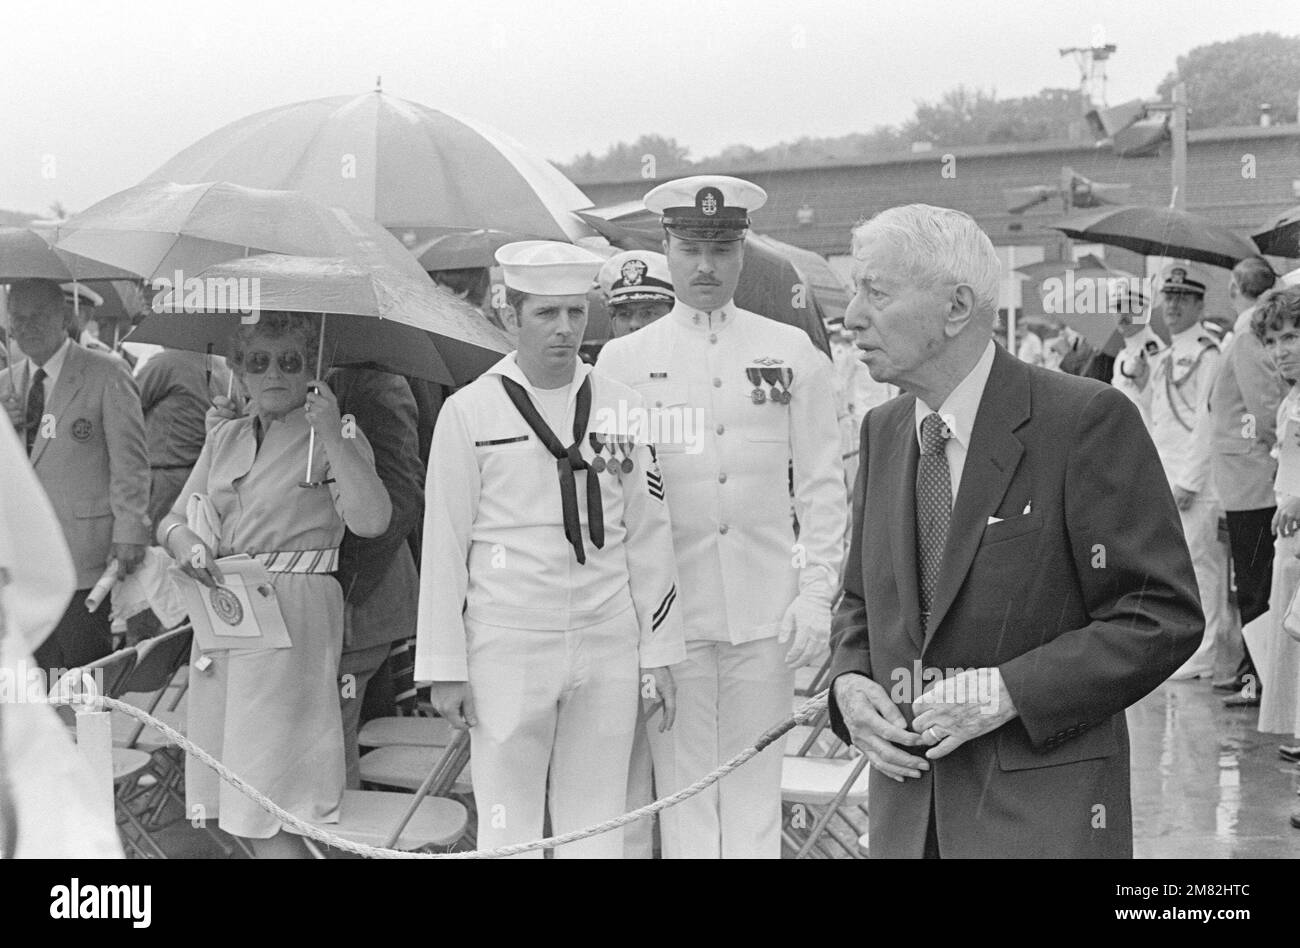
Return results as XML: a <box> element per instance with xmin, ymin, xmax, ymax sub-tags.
<box><xmin>0</xmin><ymin>343</ymin><xmax>151</xmax><ymax>588</ymax></box>
<box><xmin>827</xmin><ymin>345</ymin><xmax>1203</xmax><ymax>858</ymax></box>
<box><xmin>330</xmin><ymin>368</ymin><xmax>425</xmax><ymax>651</ymax></box>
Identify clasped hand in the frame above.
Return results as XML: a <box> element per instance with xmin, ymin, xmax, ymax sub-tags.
<box><xmin>833</xmin><ymin>668</ymin><xmax>1016</xmax><ymax>782</ymax></box>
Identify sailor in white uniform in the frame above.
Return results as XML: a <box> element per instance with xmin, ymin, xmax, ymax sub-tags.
<box><xmin>415</xmin><ymin>241</ymin><xmax>685</xmax><ymax>858</ymax></box>
<box><xmin>598</xmin><ymin>175</ymin><xmax>846</xmax><ymax>858</ymax></box>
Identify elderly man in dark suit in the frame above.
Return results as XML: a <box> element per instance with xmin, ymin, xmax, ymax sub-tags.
<box><xmin>828</xmin><ymin>205</ymin><xmax>1203</xmax><ymax>858</ymax></box>
<box><xmin>0</xmin><ymin>279</ymin><xmax>150</xmax><ymax>670</ymax></box>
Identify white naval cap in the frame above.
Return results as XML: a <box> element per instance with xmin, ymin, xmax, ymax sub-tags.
<box><xmin>644</xmin><ymin>174</ymin><xmax>767</xmax><ymax>241</ymax></box>
<box><xmin>59</xmin><ymin>282</ymin><xmax>103</xmax><ymax>308</ymax></box>
<box><xmin>1280</xmin><ymin>266</ymin><xmax>1300</xmax><ymax>289</ymax></box>
<box><xmin>494</xmin><ymin>240</ymin><xmax>604</xmax><ymax>296</ymax></box>
<box><xmin>598</xmin><ymin>250</ymin><xmax>675</xmax><ymax>306</ymax></box>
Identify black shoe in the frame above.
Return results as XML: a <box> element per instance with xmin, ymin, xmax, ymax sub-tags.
<box><xmin>1281</xmin><ymin>745</ymin><xmax>1300</xmax><ymax>763</ymax></box>
<box><xmin>1223</xmin><ymin>692</ymin><xmax>1261</xmax><ymax>708</ymax></box>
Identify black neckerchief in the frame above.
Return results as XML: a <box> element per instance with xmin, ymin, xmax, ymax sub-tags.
<box><xmin>499</xmin><ymin>374</ymin><xmax>605</xmax><ymax>564</ymax></box>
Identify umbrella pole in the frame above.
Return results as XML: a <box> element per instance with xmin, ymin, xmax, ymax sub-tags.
<box><xmin>298</xmin><ymin>314</ymin><xmax>328</xmax><ymax>489</ymax></box>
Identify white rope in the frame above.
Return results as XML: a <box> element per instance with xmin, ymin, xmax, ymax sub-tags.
<box><xmin>67</xmin><ymin>690</ymin><xmax>830</xmax><ymax>859</ymax></box>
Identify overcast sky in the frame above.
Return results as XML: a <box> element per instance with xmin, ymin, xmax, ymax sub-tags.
<box><xmin>1</xmin><ymin>0</ymin><xmax>1295</xmax><ymax>215</ymax></box>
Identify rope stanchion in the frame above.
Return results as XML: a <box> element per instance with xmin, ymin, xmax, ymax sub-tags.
<box><xmin>63</xmin><ymin>690</ymin><xmax>830</xmax><ymax>859</ymax></box>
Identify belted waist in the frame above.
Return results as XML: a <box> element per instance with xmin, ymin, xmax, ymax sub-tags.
<box><xmin>253</xmin><ymin>548</ymin><xmax>339</xmax><ymax>574</ymax></box>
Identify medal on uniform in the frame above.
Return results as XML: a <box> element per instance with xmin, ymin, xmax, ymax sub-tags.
<box><xmin>759</xmin><ymin>367</ymin><xmax>783</xmax><ymax>404</ymax></box>
<box><xmin>774</xmin><ymin>367</ymin><xmax>793</xmax><ymax>404</ymax></box>
<box><xmin>746</xmin><ymin>368</ymin><xmax>766</xmax><ymax>404</ymax></box>
<box><xmin>615</xmin><ymin>437</ymin><xmax>635</xmax><ymax>474</ymax></box>
<box><xmin>588</xmin><ymin>432</ymin><xmax>607</xmax><ymax>473</ymax></box>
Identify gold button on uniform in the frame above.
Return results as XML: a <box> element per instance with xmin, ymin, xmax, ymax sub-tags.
<box><xmin>719</xmin><ymin>523</ymin><xmax>729</xmax><ymax>534</ymax></box>
<box><xmin>715</xmin><ymin>424</ymin><xmax>725</xmax><ymax>435</ymax></box>
<box><xmin>712</xmin><ymin>378</ymin><xmax>722</xmax><ymax>388</ymax></box>
<box><xmin>708</xmin><ymin>333</ymin><xmax>717</xmax><ymax>343</ymax></box>
<box><xmin>718</xmin><ymin>473</ymin><xmax>727</xmax><ymax>483</ymax></box>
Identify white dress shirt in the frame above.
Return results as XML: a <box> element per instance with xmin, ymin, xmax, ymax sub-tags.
<box><xmin>914</xmin><ymin>339</ymin><xmax>997</xmax><ymax>501</ymax></box>
<box><xmin>20</xmin><ymin>337</ymin><xmax>72</xmax><ymax>404</ymax></box>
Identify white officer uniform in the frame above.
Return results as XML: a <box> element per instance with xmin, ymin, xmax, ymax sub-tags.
<box><xmin>1109</xmin><ymin>286</ymin><xmax>1163</xmax><ymax>427</ymax></box>
<box><xmin>415</xmin><ymin>243</ymin><xmax>685</xmax><ymax>858</ymax></box>
<box><xmin>1148</xmin><ymin>264</ymin><xmax>1232</xmax><ymax>679</ymax></box>
<box><xmin>598</xmin><ymin>176</ymin><xmax>845</xmax><ymax>858</ymax></box>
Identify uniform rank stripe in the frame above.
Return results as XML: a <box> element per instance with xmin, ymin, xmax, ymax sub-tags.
<box><xmin>653</xmin><ymin>585</ymin><xmax>677</xmax><ymax>623</ymax></box>
<box><xmin>475</xmin><ymin>435</ymin><xmax>530</xmax><ymax>446</ymax></box>
<box><xmin>652</xmin><ymin>590</ymin><xmax>677</xmax><ymax>630</ymax></box>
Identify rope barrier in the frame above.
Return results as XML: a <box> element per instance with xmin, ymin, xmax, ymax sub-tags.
<box><xmin>64</xmin><ymin>690</ymin><xmax>830</xmax><ymax>859</ymax></box>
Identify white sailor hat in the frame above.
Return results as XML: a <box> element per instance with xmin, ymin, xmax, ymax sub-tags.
<box><xmin>598</xmin><ymin>250</ymin><xmax>675</xmax><ymax>306</ymax></box>
<box><xmin>1279</xmin><ymin>266</ymin><xmax>1300</xmax><ymax>289</ymax></box>
<box><xmin>494</xmin><ymin>241</ymin><xmax>604</xmax><ymax>296</ymax></box>
<box><xmin>1159</xmin><ymin>263</ymin><xmax>1209</xmax><ymax>297</ymax></box>
<box><xmin>644</xmin><ymin>174</ymin><xmax>767</xmax><ymax>241</ymax></box>
<box><xmin>59</xmin><ymin>282</ymin><xmax>103</xmax><ymax>308</ymax></box>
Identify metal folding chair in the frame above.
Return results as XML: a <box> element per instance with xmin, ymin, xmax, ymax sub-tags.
<box><xmin>298</xmin><ymin>730</ymin><xmax>472</xmax><ymax>857</ymax></box>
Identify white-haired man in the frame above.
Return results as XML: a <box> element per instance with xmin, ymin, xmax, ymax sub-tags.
<box><xmin>598</xmin><ymin>175</ymin><xmax>845</xmax><ymax>858</ymax></box>
<box><xmin>829</xmin><ymin>204</ymin><xmax>1202</xmax><ymax>857</ymax></box>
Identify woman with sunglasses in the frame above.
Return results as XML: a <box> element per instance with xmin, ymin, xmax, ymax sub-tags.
<box><xmin>156</xmin><ymin>311</ymin><xmax>390</xmax><ymax>858</ymax></box>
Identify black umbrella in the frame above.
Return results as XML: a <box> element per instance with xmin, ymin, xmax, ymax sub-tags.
<box><xmin>1252</xmin><ymin>205</ymin><xmax>1300</xmax><ymax>259</ymax></box>
<box><xmin>1049</xmin><ymin>205</ymin><xmax>1259</xmax><ymax>270</ymax></box>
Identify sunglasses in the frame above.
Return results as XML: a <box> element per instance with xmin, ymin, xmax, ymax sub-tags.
<box><xmin>244</xmin><ymin>349</ymin><xmax>306</xmax><ymax>375</ymax></box>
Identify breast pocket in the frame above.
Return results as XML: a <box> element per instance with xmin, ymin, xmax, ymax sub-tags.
<box><xmin>980</xmin><ymin>510</ymin><xmax>1044</xmax><ymax>546</ymax></box>
<box><xmin>634</xmin><ymin>381</ymin><xmax>691</xmax><ymax>454</ymax></box>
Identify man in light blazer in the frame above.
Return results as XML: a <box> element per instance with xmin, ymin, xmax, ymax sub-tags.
<box><xmin>1</xmin><ymin>279</ymin><xmax>150</xmax><ymax>670</ymax></box>
<box><xmin>828</xmin><ymin>206</ymin><xmax>1203</xmax><ymax>858</ymax></box>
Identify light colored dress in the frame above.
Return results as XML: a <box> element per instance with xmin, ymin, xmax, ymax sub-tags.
<box><xmin>174</xmin><ymin>406</ymin><xmax>375</xmax><ymax>837</ymax></box>
<box><xmin>1259</xmin><ymin>386</ymin><xmax>1300</xmax><ymax>737</ymax></box>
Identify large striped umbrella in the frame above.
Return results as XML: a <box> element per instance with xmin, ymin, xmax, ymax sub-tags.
<box><xmin>145</xmin><ymin>91</ymin><xmax>593</xmax><ymax>242</ymax></box>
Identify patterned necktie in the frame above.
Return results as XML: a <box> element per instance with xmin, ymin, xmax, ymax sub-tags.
<box><xmin>25</xmin><ymin>367</ymin><xmax>46</xmax><ymax>455</ymax></box>
<box><xmin>916</xmin><ymin>411</ymin><xmax>952</xmax><ymax>630</ymax></box>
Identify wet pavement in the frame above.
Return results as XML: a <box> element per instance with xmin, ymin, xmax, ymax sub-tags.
<box><xmin>1130</xmin><ymin>678</ymin><xmax>1300</xmax><ymax>858</ymax></box>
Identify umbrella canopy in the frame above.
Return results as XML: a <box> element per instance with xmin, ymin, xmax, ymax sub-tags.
<box><xmin>747</xmin><ymin>233</ymin><xmax>850</xmax><ymax>325</ymax></box>
<box><xmin>145</xmin><ymin>91</ymin><xmax>593</xmax><ymax>242</ymax></box>
<box><xmin>129</xmin><ymin>253</ymin><xmax>511</xmax><ymax>386</ymax></box>
<box><xmin>1049</xmin><ymin>205</ymin><xmax>1259</xmax><ymax>270</ymax></box>
<box><xmin>54</xmin><ymin>181</ymin><xmax>431</xmax><ymax>282</ymax></box>
<box><xmin>0</xmin><ymin>227</ymin><xmax>140</xmax><ymax>282</ymax></box>
<box><xmin>577</xmin><ymin>205</ymin><xmax>830</xmax><ymax>356</ymax></box>
<box><xmin>1252</xmin><ymin>205</ymin><xmax>1300</xmax><ymax>259</ymax></box>
<box><xmin>412</xmin><ymin>228</ymin><xmax>530</xmax><ymax>271</ymax></box>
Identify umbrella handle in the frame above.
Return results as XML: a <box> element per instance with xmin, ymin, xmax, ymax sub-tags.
<box><xmin>298</xmin><ymin>314</ymin><xmax>329</xmax><ymax>489</ymax></box>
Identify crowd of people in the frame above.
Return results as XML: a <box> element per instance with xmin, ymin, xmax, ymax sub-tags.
<box><xmin>3</xmin><ymin>172</ymin><xmax>1299</xmax><ymax>858</ymax></box>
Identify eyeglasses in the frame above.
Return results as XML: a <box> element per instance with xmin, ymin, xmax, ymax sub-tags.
<box><xmin>243</xmin><ymin>350</ymin><xmax>306</xmax><ymax>375</ymax></box>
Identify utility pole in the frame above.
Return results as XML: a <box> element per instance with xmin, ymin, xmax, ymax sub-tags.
<box><xmin>1171</xmin><ymin>82</ymin><xmax>1187</xmax><ymax>210</ymax></box>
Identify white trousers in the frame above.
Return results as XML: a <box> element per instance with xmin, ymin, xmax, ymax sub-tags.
<box><xmin>1176</xmin><ymin>496</ymin><xmax>1238</xmax><ymax>678</ymax></box>
<box><xmin>648</xmin><ymin>636</ymin><xmax>794</xmax><ymax>859</ymax></box>
<box><xmin>466</xmin><ymin>609</ymin><xmax>640</xmax><ymax>858</ymax></box>
<box><xmin>623</xmin><ymin>714</ymin><xmax>656</xmax><ymax>858</ymax></box>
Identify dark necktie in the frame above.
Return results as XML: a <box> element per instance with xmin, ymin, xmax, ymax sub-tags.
<box><xmin>25</xmin><ymin>367</ymin><xmax>46</xmax><ymax>455</ymax></box>
<box><xmin>500</xmin><ymin>375</ymin><xmax>605</xmax><ymax>565</ymax></box>
<box><xmin>916</xmin><ymin>411</ymin><xmax>952</xmax><ymax>631</ymax></box>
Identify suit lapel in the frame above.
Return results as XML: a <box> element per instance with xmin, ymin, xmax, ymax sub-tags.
<box><xmin>31</xmin><ymin>344</ymin><xmax>86</xmax><ymax>467</ymax></box>
<box><xmin>885</xmin><ymin>396</ymin><xmax>925</xmax><ymax>652</ymax></box>
<box><xmin>922</xmin><ymin>347</ymin><xmax>1030</xmax><ymax>650</ymax></box>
